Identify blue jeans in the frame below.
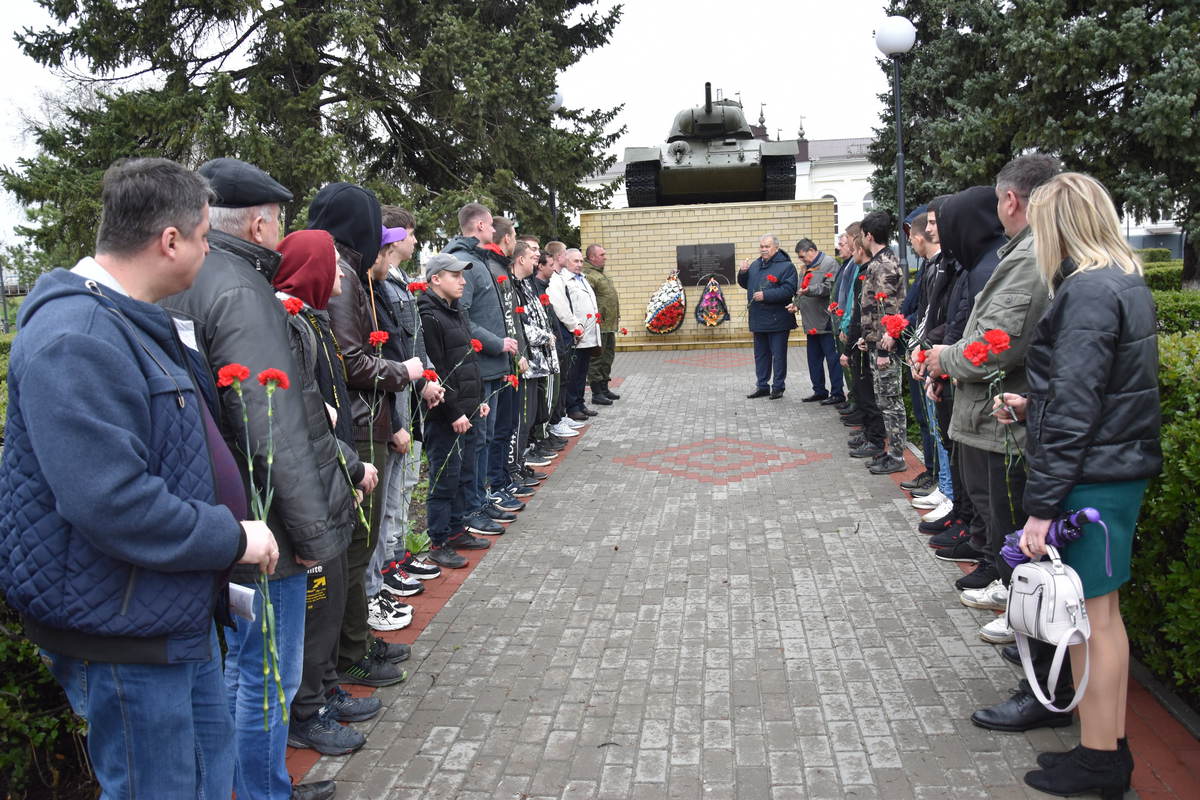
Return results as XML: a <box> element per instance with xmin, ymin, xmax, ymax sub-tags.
<box><xmin>224</xmin><ymin>572</ymin><xmax>307</xmax><ymax>800</ymax></box>
<box><xmin>44</xmin><ymin>627</ymin><xmax>235</xmax><ymax>800</ymax></box>
<box><xmin>805</xmin><ymin>332</ymin><xmax>842</xmax><ymax>397</ymax></box>
<box><xmin>925</xmin><ymin>393</ymin><xmax>953</xmax><ymax>499</ymax></box>
<box><xmin>489</xmin><ymin>380</ymin><xmax>520</xmax><ymax>489</ymax></box>
<box><xmin>909</xmin><ymin>376</ymin><xmax>936</xmax><ymax>471</ymax></box>
<box><xmin>470</xmin><ymin>378</ymin><xmax>502</xmax><ymax>510</ymax></box>
<box><xmin>424</xmin><ymin>416</ymin><xmax>479</xmax><ymax>543</ymax></box>
<box><xmin>752</xmin><ymin>330</ymin><xmax>789</xmax><ymax>392</ymax></box>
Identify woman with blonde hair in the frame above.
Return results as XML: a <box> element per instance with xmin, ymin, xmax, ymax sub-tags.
<box><xmin>994</xmin><ymin>172</ymin><xmax>1161</xmax><ymax>798</ymax></box>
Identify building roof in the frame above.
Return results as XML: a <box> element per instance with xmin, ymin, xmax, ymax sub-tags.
<box><xmin>806</xmin><ymin>138</ymin><xmax>873</xmax><ymax>160</ymax></box>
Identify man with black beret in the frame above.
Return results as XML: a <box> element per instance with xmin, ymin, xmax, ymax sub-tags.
<box><xmin>160</xmin><ymin>158</ymin><xmax>340</xmax><ymax>800</ymax></box>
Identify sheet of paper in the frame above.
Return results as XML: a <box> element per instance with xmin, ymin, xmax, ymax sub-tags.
<box><xmin>229</xmin><ymin>583</ymin><xmax>256</xmax><ymax>622</ymax></box>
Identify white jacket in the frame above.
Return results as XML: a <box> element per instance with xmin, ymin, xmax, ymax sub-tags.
<box><xmin>548</xmin><ymin>269</ymin><xmax>601</xmax><ymax>349</ymax></box>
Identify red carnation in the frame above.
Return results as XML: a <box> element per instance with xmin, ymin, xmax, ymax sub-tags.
<box><xmin>423</xmin><ymin>369</ymin><xmax>439</xmax><ymax>382</ymax></box>
<box><xmin>256</xmin><ymin>368</ymin><xmax>290</xmax><ymax>390</ymax></box>
<box><xmin>281</xmin><ymin>297</ymin><xmax>304</xmax><ymax>315</ymax></box>
<box><xmin>800</xmin><ymin>273</ymin><xmax>812</xmax><ymax>290</ymax></box>
<box><xmin>824</xmin><ymin>272</ymin><xmax>833</xmax><ymax>279</ymax></box>
<box><xmin>807</xmin><ymin>328</ymin><xmax>818</xmax><ymax>335</ymax></box>
<box><xmin>407</xmin><ymin>281</ymin><xmax>428</xmax><ymax>293</ymax></box>
<box><xmin>586</xmin><ymin>313</ymin><xmax>594</xmax><ymax>319</ymax></box>
<box><xmin>835</xmin><ymin>309</ymin><xmax>845</xmax><ymax>317</ymax></box>
<box><xmin>505</xmin><ymin>374</ymin><xmax>519</xmax><ymax>388</ymax></box>
<box><xmin>963</xmin><ymin>341</ymin><xmax>991</xmax><ymax>367</ymax></box>
<box><xmin>881</xmin><ymin>313</ymin><xmax>908</xmax><ymax>339</ymax></box>
<box><xmin>767</xmin><ymin>274</ymin><xmax>779</xmax><ymax>283</ymax></box>
<box><xmin>217</xmin><ymin>363</ymin><xmax>250</xmax><ymax>388</ymax></box>
<box><xmin>470</xmin><ymin>338</ymin><xmax>483</xmax><ymax>353</ymax></box>
<box><xmin>514</xmin><ymin>306</ymin><xmax>526</xmax><ymax>314</ymax></box>
<box><xmin>828</xmin><ymin>302</ymin><xmax>839</xmax><ymax>312</ymax></box>
<box><xmin>858</xmin><ymin>274</ymin><xmax>867</xmax><ymax>281</ymax></box>
<box><xmin>983</xmin><ymin>328</ymin><xmax>1011</xmax><ymax>354</ymax></box>
<box><xmin>496</xmin><ymin>275</ymin><xmax>507</xmax><ymax>284</ymax></box>
<box><xmin>538</xmin><ymin>293</ymin><xmax>551</xmax><ymax>306</ymax></box>
<box><xmin>916</xmin><ymin>349</ymin><xmax>927</xmax><ymax>364</ymax></box>
<box><xmin>875</xmin><ymin>292</ymin><xmax>887</xmax><ymax>302</ymax></box>
<box><xmin>620</xmin><ymin>327</ymin><xmax>629</xmax><ymax>335</ymax></box>
<box><xmin>596</xmin><ymin>313</ymin><xmax>603</xmax><ymax>323</ymax></box>
<box><xmin>368</xmin><ymin>330</ymin><xmax>389</xmax><ymax>347</ymax></box>
<box><xmin>573</xmin><ymin>327</ymin><xmax>583</xmax><ymax>336</ymax></box>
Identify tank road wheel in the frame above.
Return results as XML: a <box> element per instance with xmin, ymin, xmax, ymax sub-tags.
<box><xmin>625</xmin><ymin>161</ymin><xmax>660</xmax><ymax>207</ymax></box>
<box><xmin>762</xmin><ymin>156</ymin><xmax>796</xmax><ymax>202</ymax></box>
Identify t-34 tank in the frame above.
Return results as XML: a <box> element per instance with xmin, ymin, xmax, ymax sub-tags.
<box><xmin>624</xmin><ymin>82</ymin><xmax>798</xmax><ymax>207</ymax></box>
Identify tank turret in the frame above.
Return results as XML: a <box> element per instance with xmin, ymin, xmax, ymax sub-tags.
<box><xmin>624</xmin><ymin>82</ymin><xmax>798</xmax><ymax>207</ymax></box>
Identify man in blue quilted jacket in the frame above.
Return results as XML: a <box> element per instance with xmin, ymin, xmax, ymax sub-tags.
<box><xmin>0</xmin><ymin>158</ymin><xmax>278</xmax><ymax>798</ymax></box>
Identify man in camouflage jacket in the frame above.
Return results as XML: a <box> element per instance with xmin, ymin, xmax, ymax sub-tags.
<box><xmin>857</xmin><ymin>211</ymin><xmax>908</xmax><ymax>473</ymax></box>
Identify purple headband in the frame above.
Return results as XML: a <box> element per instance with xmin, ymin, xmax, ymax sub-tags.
<box><xmin>381</xmin><ymin>226</ymin><xmax>409</xmax><ymax>247</ymax></box>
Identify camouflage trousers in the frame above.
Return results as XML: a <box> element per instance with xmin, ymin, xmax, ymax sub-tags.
<box><xmin>872</xmin><ymin>356</ymin><xmax>907</xmax><ymax>459</ymax></box>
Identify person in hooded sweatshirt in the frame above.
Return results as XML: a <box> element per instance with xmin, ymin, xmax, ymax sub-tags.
<box><xmin>923</xmin><ymin>185</ymin><xmax>1009</xmax><ymax>588</ymax></box>
<box><xmin>272</xmin><ymin>229</ymin><xmax>396</xmax><ymax>757</ymax></box>
<box><xmin>312</xmin><ymin>183</ymin><xmax>423</xmax><ymax>688</ymax></box>
<box><xmin>0</xmin><ymin>158</ymin><xmax>278</xmax><ymax>799</ymax></box>
<box><xmin>161</xmin><ymin>157</ymin><xmax>341</xmax><ymax>800</ymax></box>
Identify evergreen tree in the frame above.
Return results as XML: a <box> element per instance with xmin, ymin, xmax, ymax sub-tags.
<box><xmin>869</xmin><ymin>0</ymin><xmax>1200</xmax><ymax>276</ymax></box>
<box><xmin>2</xmin><ymin>0</ymin><xmax>624</xmax><ymax>267</ymax></box>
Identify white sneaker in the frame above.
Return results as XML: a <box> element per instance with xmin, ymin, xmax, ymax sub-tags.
<box><xmin>564</xmin><ymin>418</ymin><xmax>587</xmax><ymax>429</ymax></box>
<box><xmin>911</xmin><ymin>489</ymin><xmax>948</xmax><ymax>509</ymax></box>
<box><xmin>549</xmin><ymin>422</ymin><xmax>578</xmax><ymax>438</ymax></box>
<box><xmin>921</xmin><ymin>498</ymin><xmax>954</xmax><ymax>522</ymax></box>
<box><xmin>960</xmin><ymin>579</ymin><xmax>1008</xmax><ymax>611</ymax></box>
<box><xmin>367</xmin><ymin>594</ymin><xmax>412</xmax><ymax>631</ymax></box>
<box><xmin>979</xmin><ymin>614</ymin><xmax>1015</xmax><ymax>644</ymax></box>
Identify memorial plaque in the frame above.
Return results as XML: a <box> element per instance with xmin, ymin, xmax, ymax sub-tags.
<box><xmin>676</xmin><ymin>243</ymin><xmax>736</xmax><ymax>287</ymax></box>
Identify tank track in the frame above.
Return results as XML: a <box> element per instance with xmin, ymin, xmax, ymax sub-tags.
<box><xmin>762</xmin><ymin>156</ymin><xmax>796</xmax><ymax>202</ymax></box>
<box><xmin>625</xmin><ymin>162</ymin><xmax>660</xmax><ymax>207</ymax></box>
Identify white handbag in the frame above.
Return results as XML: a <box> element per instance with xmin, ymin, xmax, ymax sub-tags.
<box><xmin>1006</xmin><ymin>544</ymin><xmax>1090</xmax><ymax>712</ymax></box>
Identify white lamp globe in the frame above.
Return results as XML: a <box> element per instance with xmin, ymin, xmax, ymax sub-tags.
<box><xmin>875</xmin><ymin>16</ymin><xmax>916</xmax><ymax>56</ymax></box>
<box><xmin>547</xmin><ymin>91</ymin><xmax>564</xmax><ymax>113</ymax></box>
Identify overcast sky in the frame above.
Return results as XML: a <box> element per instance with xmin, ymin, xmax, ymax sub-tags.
<box><xmin>0</xmin><ymin>0</ymin><xmax>894</xmax><ymax>246</ymax></box>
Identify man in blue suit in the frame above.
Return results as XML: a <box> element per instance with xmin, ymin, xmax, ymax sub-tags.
<box><xmin>737</xmin><ymin>234</ymin><xmax>798</xmax><ymax>399</ymax></box>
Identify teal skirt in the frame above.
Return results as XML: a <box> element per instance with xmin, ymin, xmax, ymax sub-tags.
<box><xmin>1060</xmin><ymin>479</ymin><xmax>1149</xmax><ymax>598</ymax></box>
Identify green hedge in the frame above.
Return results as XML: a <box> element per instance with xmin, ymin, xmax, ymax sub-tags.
<box><xmin>1137</xmin><ymin>247</ymin><xmax>1174</xmax><ymax>263</ymax></box>
<box><xmin>1151</xmin><ymin>289</ymin><xmax>1200</xmax><ymax>335</ymax></box>
<box><xmin>1124</xmin><ymin>331</ymin><xmax>1200</xmax><ymax>710</ymax></box>
<box><xmin>1143</xmin><ymin>261</ymin><xmax>1184</xmax><ymax>291</ymax></box>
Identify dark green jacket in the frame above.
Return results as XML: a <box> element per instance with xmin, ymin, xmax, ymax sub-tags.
<box><xmin>583</xmin><ymin>262</ymin><xmax>620</xmax><ymax>332</ymax></box>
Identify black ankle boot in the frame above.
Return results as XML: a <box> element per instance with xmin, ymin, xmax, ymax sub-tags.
<box><xmin>1025</xmin><ymin>743</ymin><xmax>1131</xmax><ymax>799</ymax></box>
<box><xmin>1037</xmin><ymin>739</ymin><xmax>1132</xmax><ymax>790</ymax></box>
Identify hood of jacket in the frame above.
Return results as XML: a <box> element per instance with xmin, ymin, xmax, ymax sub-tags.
<box><xmin>444</xmin><ymin>235</ymin><xmax>489</xmax><ymax>266</ymax></box>
<box><xmin>938</xmin><ymin>186</ymin><xmax>1006</xmax><ymax>271</ymax></box>
<box><xmin>19</xmin><ymin>267</ymin><xmax>177</xmax><ymax>345</ymax></box>
<box><xmin>307</xmin><ymin>182</ymin><xmax>382</xmax><ymax>280</ymax></box>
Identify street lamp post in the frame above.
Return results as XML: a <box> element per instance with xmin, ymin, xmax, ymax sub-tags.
<box><xmin>547</xmin><ymin>91</ymin><xmax>564</xmax><ymax>238</ymax></box>
<box><xmin>876</xmin><ymin>16</ymin><xmax>916</xmax><ymax>271</ymax></box>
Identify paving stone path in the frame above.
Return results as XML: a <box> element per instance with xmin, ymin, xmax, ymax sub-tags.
<box><xmin>299</xmin><ymin>348</ymin><xmax>1198</xmax><ymax>799</ymax></box>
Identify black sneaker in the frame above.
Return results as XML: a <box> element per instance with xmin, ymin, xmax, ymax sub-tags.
<box><xmin>544</xmin><ymin>436</ymin><xmax>568</xmax><ymax>450</ymax></box>
<box><xmin>448</xmin><ymin>531</ymin><xmax>491</xmax><ymax>550</ymax></box>
<box><xmin>869</xmin><ymin>455</ymin><xmax>907</xmax><ymax>474</ymax></box>
<box><xmin>955</xmin><ymin>560</ymin><xmax>999</xmax><ymax>590</ymax></box>
<box><xmin>838</xmin><ymin>403</ymin><xmax>858</xmax><ymax>415</ymax></box>
<box><xmin>929</xmin><ymin>524</ymin><xmax>969</xmax><ymax>549</ymax></box>
<box><xmin>900</xmin><ymin>470</ymin><xmax>933</xmax><ymax>490</ymax></box>
<box><xmin>489</xmin><ymin>491</ymin><xmax>525</xmax><ymax>512</ymax></box>
<box><xmin>604</xmin><ymin>386</ymin><xmax>621</xmax><ymax>400</ymax></box>
<box><xmin>582</xmin><ymin>407</ymin><xmax>599</xmax><ymax>417</ymax></box>
<box><xmin>368</xmin><ymin>636</ymin><xmax>410</xmax><ymax>664</ymax></box>
<box><xmin>507</xmin><ymin>482</ymin><xmax>535</xmax><ymax>498</ymax></box>
<box><xmin>466</xmin><ymin>513</ymin><xmax>504</xmax><ymax>535</ymax></box>
<box><xmin>288</xmin><ymin>706</ymin><xmax>366</xmax><ymax>755</ymax></box>
<box><xmin>849</xmin><ymin>443</ymin><xmax>883</xmax><ymax>459</ymax></box>
<box><xmin>524</xmin><ymin>452</ymin><xmax>553</xmax><ymax>467</ymax></box>
<box><xmin>934</xmin><ymin>538</ymin><xmax>986</xmax><ymax>564</ymax></box>
<box><xmin>523</xmin><ymin>466</ymin><xmax>551</xmax><ymax>480</ymax></box>
<box><xmin>847</xmin><ymin>434</ymin><xmax>867</xmax><ymax>449</ymax></box>
<box><xmin>483</xmin><ymin>505</ymin><xmax>517</xmax><ymax>524</ymax></box>
<box><xmin>325</xmin><ymin>686</ymin><xmax>382</xmax><ymax>723</ymax></box>
<box><xmin>590</xmin><ymin>392</ymin><xmax>613</xmax><ymax>406</ymax></box>
<box><xmin>337</xmin><ymin>655</ymin><xmax>407</xmax><ymax>688</ymax></box>
<box><xmin>380</xmin><ymin>562</ymin><xmax>424</xmax><ymax>597</ymax></box>
<box><xmin>919</xmin><ymin>515</ymin><xmax>961</xmax><ymax>534</ymax></box>
<box><xmin>399</xmin><ymin>552</ymin><xmax>441</xmax><ymax>580</ymax></box>
<box><xmin>841</xmin><ymin>414</ymin><xmax>866</xmax><ymax>427</ymax></box>
<box><xmin>427</xmin><ymin>543</ymin><xmax>468</xmax><ymax>568</ymax></box>
<box><xmin>910</xmin><ymin>482</ymin><xmax>940</xmax><ymax>497</ymax></box>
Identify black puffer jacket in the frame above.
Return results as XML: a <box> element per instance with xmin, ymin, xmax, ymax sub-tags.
<box><xmin>1022</xmin><ymin>263</ymin><xmax>1162</xmax><ymax>518</ymax></box>
<box><xmin>418</xmin><ymin>290</ymin><xmax>483</xmax><ymax>424</ymax></box>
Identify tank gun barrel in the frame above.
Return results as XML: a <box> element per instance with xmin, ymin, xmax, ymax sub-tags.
<box><xmin>704</xmin><ymin>82</ymin><xmax>712</xmax><ymax>115</ymax></box>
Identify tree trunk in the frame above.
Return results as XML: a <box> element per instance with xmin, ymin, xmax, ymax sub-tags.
<box><xmin>1182</xmin><ymin>232</ymin><xmax>1200</xmax><ymax>292</ymax></box>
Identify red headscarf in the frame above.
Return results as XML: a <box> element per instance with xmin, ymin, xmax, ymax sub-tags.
<box><xmin>275</xmin><ymin>229</ymin><xmax>338</xmax><ymax>310</ymax></box>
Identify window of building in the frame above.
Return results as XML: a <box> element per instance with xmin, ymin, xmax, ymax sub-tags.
<box><xmin>823</xmin><ymin>194</ymin><xmax>838</xmax><ymax>237</ymax></box>
<box><xmin>862</xmin><ymin>192</ymin><xmax>875</xmax><ymax>213</ymax></box>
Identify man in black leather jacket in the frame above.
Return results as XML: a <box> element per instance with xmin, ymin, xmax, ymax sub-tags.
<box><xmin>160</xmin><ymin>158</ymin><xmax>338</xmax><ymax>800</ymax></box>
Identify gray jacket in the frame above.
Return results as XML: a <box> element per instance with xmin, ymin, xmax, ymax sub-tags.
<box><xmin>161</xmin><ymin>230</ymin><xmax>338</xmax><ymax>581</ymax></box>
<box><xmin>444</xmin><ymin>236</ymin><xmax>512</xmax><ymax>380</ymax></box>
<box><xmin>795</xmin><ymin>251</ymin><xmax>840</xmax><ymax>333</ymax></box>
<box><xmin>942</xmin><ymin>226</ymin><xmax>1050</xmax><ymax>453</ymax></box>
